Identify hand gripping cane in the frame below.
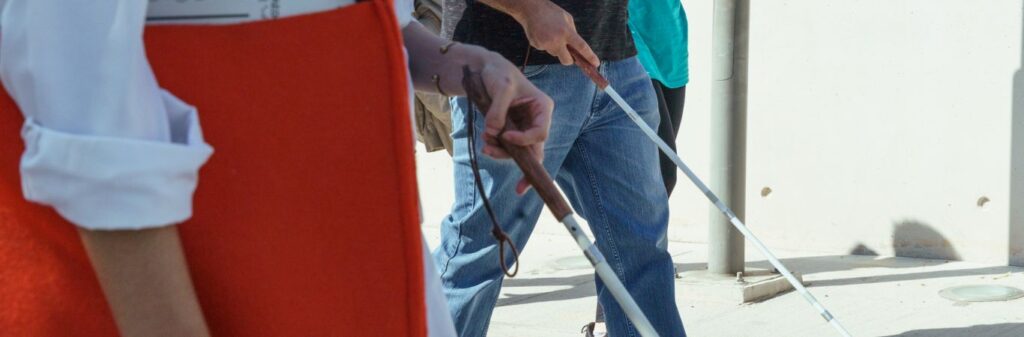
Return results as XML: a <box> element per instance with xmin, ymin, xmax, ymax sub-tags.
<box><xmin>567</xmin><ymin>47</ymin><xmax>854</xmax><ymax>337</ymax></box>
<box><xmin>460</xmin><ymin>66</ymin><xmax>662</xmax><ymax>337</ymax></box>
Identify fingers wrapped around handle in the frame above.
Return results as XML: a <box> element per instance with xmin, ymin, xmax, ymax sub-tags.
<box><xmin>567</xmin><ymin>46</ymin><xmax>609</xmax><ymax>89</ymax></box>
<box><xmin>461</xmin><ymin>66</ymin><xmax>574</xmax><ymax>221</ymax></box>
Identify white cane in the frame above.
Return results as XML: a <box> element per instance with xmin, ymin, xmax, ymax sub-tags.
<box><xmin>462</xmin><ymin>66</ymin><xmax>662</xmax><ymax>337</ymax></box>
<box><xmin>568</xmin><ymin>47</ymin><xmax>854</xmax><ymax>337</ymax></box>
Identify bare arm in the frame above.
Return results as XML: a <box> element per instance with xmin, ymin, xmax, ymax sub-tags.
<box><xmin>0</xmin><ymin>0</ymin><xmax>212</xmax><ymax>335</ymax></box>
<box><xmin>403</xmin><ymin>21</ymin><xmax>553</xmax><ymax>180</ymax></box>
<box><xmin>476</xmin><ymin>0</ymin><xmax>599</xmax><ymax>66</ymax></box>
<box><xmin>403</xmin><ymin>21</ymin><xmax>493</xmax><ymax>97</ymax></box>
<box><xmin>79</xmin><ymin>227</ymin><xmax>209</xmax><ymax>337</ymax></box>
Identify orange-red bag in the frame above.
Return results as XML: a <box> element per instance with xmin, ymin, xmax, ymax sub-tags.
<box><xmin>0</xmin><ymin>1</ymin><xmax>425</xmax><ymax>335</ymax></box>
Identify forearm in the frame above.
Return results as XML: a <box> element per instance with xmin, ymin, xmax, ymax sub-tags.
<box><xmin>471</xmin><ymin>0</ymin><xmax>597</xmax><ymax>66</ymax></box>
<box><xmin>79</xmin><ymin>226</ymin><xmax>209</xmax><ymax>337</ymax></box>
<box><xmin>403</xmin><ymin>16</ymin><xmax>554</xmax><ymax>162</ymax></box>
<box><xmin>476</xmin><ymin>0</ymin><xmax>545</xmax><ymax>22</ymax></box>
<box><xmin>403</xmin><ymin>22</ymin><xmax>493</xmax><ymax>96</ymax></box>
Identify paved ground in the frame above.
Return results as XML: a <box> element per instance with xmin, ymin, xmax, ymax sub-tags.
<box><xmin>416</xmin><ymin>147</ymin><xmax>1024</xmax><ymax>337</ymax></box>
<box><xmin>423</xmin><ymin>226</ymin><xmax>1024</xmax><ymax>337</ymax></box>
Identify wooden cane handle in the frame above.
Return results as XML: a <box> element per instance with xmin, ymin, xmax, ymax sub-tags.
<box><xmin>496</xmin><ymin>120</ymin><xmax>573</xmax><ymax>221</ymax></box>
<box><xmin>567</xmin><ymin>46</ymin><xmax>609</xmax><ymax>89</ymax></box>
<box><xmin>461</xmin><ymin>66</ymin><xmax>574</xmax><ymax>221</ymax></box>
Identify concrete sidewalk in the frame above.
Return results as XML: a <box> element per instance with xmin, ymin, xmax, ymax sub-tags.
<box><xmin>422</xmin><ymin>225</ymin><xmax>1024</xmax><ymax>337</ymax></box>
<box><xmin>416</xmin><ymin>146</ymin><xmax>1024</xmax><ymax>337</ymax></box>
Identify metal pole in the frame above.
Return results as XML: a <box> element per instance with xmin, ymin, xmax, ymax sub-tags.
<box><xmin>709</xmin><ymin>0</ymin><xmax>749</xmax><ymax>275</ymax></box>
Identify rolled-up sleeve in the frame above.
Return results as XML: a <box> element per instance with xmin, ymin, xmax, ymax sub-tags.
<box><xmin>0</xmin><ymin>0</ymin><xmax>213</xmax><ymax>230</ymax></box>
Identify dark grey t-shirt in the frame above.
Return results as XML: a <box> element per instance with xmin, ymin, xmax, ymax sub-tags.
<box><xmin>449</xmin><ymin>0</ymin><xmax>636</xmax><ymax>66</ymax></box>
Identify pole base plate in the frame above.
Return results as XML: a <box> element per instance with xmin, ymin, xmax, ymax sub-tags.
<box><xmin>677</xmin><ymin>268</ymin><xmax>800</xmax><ymax>304</ymax></box>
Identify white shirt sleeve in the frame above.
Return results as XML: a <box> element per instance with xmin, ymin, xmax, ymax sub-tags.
<box><xmin>395</xmin><ymin>0</ymin><xmax>415</xmax><ymax>27</ymax></box>
<box><xmin>0</xmin><ymin>0</ymin><xmax>213</xmax><ymax>230</ymax></box>
<box><xmin>143</xmin><ymin>0</ymin><xmax>411</xmax><ymax>26</ymax></box>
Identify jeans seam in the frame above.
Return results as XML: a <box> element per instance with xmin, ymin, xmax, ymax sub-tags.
<box><xmin>522</xmin><ymin>64</ymin><xmax>549</xmax><ymax>79</ymax></box>
<box><xmin>439</xmin><ymin>106</ymin><xmax>479</xmax><ymax>280</ymax></box>
<box><xmin>575</xmin><ymin>140</ymin><xmax>638</xmax><ymax>337</ymax></box>
<box><xmin>582</xmin><ymin>73</ymin><xmax>602</xmax><ymax>130</ymax></box>
<box><xmin>438</xmin><ymin>215</ymin><xmax>466</xmax><ymax>280</ymax></box>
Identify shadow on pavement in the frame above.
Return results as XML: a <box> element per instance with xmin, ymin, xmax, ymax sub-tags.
<box><xmin>803</xmin><ymin>265</ymin><xmax>1017</xmax><ymax>288</ymax></box>
<box><xmin>881</xmin><ymin>323</ymin><xmax>1024</xmax><ymax>337</ymax></box>
<box><xmin>496</xmin><ymin>219</ymin><xmax>1017</xmax><ymax>307</ymax></box>
<box><xmin>496</xmin><ymin>274</ymin><xmax>594</xmax><ymax>307</ymax></box>
<box><xmin>679</xmin><ymin>257</ymin><xmax>1018</xmax><ymax>288</ymax></box>
<box><xmin>496</xmin><ymin>255</ymin><xmax>1019</xmax><ymax>307</ymax></box>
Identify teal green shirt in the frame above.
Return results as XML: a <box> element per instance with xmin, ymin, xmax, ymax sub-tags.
<box><xmin>628</xmin><ymin>0</ymin><xmax>689</xmax><ymax>88</ymax></box>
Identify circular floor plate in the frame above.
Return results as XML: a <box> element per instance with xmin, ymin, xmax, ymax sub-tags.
<box><xmin>939</xmin><ymin>285</ymin><xmax>1024</xmax><ymax>302</ymax></box>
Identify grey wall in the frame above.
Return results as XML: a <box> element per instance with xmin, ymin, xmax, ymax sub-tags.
<box><xmin>668</xmin><ymin>0</ymin><xmax>1024</xmax><ymax>265</ymax></box>
<box><xmin>1010</xmin><ymin>3</ymin><xmax>1024</xmax><ymax>266</ymax></box>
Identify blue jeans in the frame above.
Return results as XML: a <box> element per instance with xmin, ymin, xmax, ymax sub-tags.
<box><xmin>433</xmin><ymin>57</ymin><xmax>686</xmax><ymax>337</ymax></box>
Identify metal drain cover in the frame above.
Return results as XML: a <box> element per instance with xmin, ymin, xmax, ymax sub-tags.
<box><xmin>939</xmin><ymin>285</ymin><xmax>1024</xmax><ymax>302</ymax></box>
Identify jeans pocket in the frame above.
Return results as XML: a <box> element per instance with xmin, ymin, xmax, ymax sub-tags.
<box><xmin>521</xmin><ymin>64</ymin><xmax>549</xmax><ymax>79</ymax></box>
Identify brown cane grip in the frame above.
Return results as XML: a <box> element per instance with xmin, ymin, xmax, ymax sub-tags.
<box><xmin>461</xmin><ymin>66</ymin><xmax>574</xmax><ymax>221</ymax></box>
<box><xmin>567</xmin><ymin>46</ymin><xmax>609</xmax><ymax>89</ymax></box>
<box><xmin>496</xmin><ymin>126</ymin><xmax>574</xmax><ymax>221</ymax></box>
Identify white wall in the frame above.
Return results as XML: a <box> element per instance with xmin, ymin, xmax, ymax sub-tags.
<box><xmin>669</xmin><ymin>0</ymin><xmax>1024</xmax><ymax>265</ymax></box>
<box><xmin>418</xmin><ymin>0</ymin><xmax>1024</xmax><ymax>266</ymax></box>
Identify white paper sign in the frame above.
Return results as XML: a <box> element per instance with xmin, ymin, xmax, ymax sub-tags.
<box><xmin>146</xmin><ymin>0</ymin><xmax>352</xmax><ymax>24</ymax></box>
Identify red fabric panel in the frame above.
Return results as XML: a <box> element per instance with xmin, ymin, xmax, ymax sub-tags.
<box><xmin>0</xmin><ymin>1</ymin><xmax>424</xmax><ymax>336</ymax></box>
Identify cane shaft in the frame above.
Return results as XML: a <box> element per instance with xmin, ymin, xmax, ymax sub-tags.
<box><xmin>461</xmin><ymin>65</ymin><xmax>661</xmax><ymax>337</ymax></box>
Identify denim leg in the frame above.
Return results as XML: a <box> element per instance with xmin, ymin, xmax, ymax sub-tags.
<box><xmin>433</xmin><ymin>64</ymin><xmax>594</xmax><ymax>337</ymax></box>
<box><xmin>557</xmin><ymin>57</ymin><xmax>686</xmax><ymax>337</ymax></box>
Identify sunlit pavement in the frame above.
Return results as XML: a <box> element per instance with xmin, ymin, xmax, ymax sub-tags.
<box><xmin>422</xmin><ymin>225</ymin><xmax>1024</xmax><ymax>337</ymax></box>
<box><xmin>416</xmin><ymin>147</ymin><xmax>1024</xmax><ymax>337</ymax></box>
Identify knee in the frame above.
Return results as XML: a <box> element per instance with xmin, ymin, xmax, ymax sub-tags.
<box><xmin>437</xmin><ymin>242</ymin><xmax>509</xmax><ymax>287</ymax></box>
